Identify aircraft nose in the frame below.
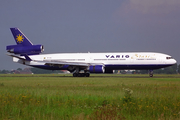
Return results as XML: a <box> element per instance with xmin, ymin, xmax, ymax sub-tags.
<box><xmin>172</xmin><ymin>59</ymin><xmax>177</xmax><ymax>64</ymax></box>
<box><xmin>166</xmin><ymin>58</ymin><xmax>177</xmax><ymax>65</ymax></box>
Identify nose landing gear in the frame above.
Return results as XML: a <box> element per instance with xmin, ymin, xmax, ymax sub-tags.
<box><xmin>149</xmin><ymin>70</ymin><xmax>153</xmax><ymax>77</ymax></box>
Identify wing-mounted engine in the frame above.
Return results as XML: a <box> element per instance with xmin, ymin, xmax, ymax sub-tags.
<box><xmin>88</xmin><ymin>65</ymin><xmax>105</xmax><ymax>73</ymax></box>
<box><xmin>6</xmin><ymin>45</ymin><xmax>44</xmax><ymax>55</ymax></box>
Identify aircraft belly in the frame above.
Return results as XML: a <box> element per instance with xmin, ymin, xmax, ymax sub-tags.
<box><xmin>105</xmin><ymin>64</ymin><xmax>173</xmax><ymax>70</ymax></box>
<box><xmin>30</xmin><ymin>65</ymin><xmax>69</xmax><ymax>70</ymax></box>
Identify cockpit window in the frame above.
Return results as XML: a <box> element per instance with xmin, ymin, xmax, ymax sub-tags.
<box><xmin>166</xmin><ymin>57</ymin><xmax>173</xmax><ymax>59</ymax></box>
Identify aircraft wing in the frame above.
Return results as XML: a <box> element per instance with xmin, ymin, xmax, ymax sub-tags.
<box><xmin>7</xmin><ymin>53</ymin><xmax>104</xmax><ymax>68</ymax></box>
<box><xmin>43</xmin><ymin>60</ymin><xmax>89</xmax><ymax>67</ymax></box>
<box><xmin>40</xmin><ymin>60</ymin><xmax>104</xmax><ymax>67</ymax></box>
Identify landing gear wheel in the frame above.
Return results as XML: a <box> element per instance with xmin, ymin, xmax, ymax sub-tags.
<box><xmin>149</xmin><ymin>70</ymin><xmax>153</xmax><ymax>77</ymax></box>
<box><xmin>78</xmin><ymin>73</ymin><xmax>82</xmax><ymax>77</ymax></box>
<box><xmin>85</xmin><ymin>73</ymin><xmax>90</xmax><ymax>77</ymax></box>
<box><xmin>73</xmin><ymin>73</ymin><xmax>78</xmax><ymax>77</ymax></box>
<box><xmin>73</xmin><ymin>73</ymin><xmax>90</xmax><ymax>77</ymax></box>
<box><xmin>149</xmin><ymin>74</ymin><xmax>153</xmax><ymax>77</ymax></box>
<box><xmin>82</xmin><ymin>73</ymin><xmax>85</xmax><ymax>77</ymax></box>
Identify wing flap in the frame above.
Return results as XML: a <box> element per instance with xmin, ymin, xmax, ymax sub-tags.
<box><xmin>7</xmin><ymin>53</ymin><xmax>104</xmax><ymax>68</ymax></box>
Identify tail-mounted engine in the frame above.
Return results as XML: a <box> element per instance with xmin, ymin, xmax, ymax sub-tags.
<box><xmin>6</xmin><ymin>45</ymin><xmax>44</xmax><ymax>55</ymax></box>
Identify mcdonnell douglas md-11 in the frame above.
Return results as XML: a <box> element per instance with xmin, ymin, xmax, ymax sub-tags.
<box><xmin>6</xmin><ymin>28</ymin><xmax>177</xmax><ymax>77</ymax></box>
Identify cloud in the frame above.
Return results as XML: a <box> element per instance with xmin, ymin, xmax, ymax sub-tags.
<box><xmin>113</xmin><ymin>0</ymin><xmax>180</xmax><ymax>25</ymax></box>
<box><xmin>129</xmin><ymin>0</ymin><xmax>180</xmax><ymax>14</ymax></box>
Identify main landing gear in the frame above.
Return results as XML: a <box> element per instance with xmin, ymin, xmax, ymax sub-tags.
<box><xmin>72</xmin><ymin>67</ymin><xmax>90</xmax><ymax>77</ymax></box>
<box><xmin>73</xmin><ymin>73</ymin><xmax>90</xmax><ymax>77</ymax></box>
<box><xmin>149</xmin><ymin>70</ymin><xmax>153</xmax><ymax>77</ymax></box>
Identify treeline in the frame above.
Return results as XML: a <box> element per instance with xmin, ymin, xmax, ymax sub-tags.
<box><xmin>30</xmin><ymin>68</ymin><xmax>63</xmax><ymax>74</ymax></box>
<box><xmin>131</xmin><ymin>64</ymin><xmax>178</xmax><ymax>74</ymax></box>
<box><xmin>0</xmin><ymin>68</ymin><xmax>64</xmax><ymax>74</ymax></box>
<box><xmin>0</xmin><ymin>70</ymin><xmax>11</xmax><ymax>74</ymax></box>
<box><xmin>0</xmin><ymin>64</ymin><xmax>180</xmax><ymax>74</ymax></box>
<box><xmin>114</xmin><ymin>63</ymin><xmax>179</xmax><ymax>74</ymax></box>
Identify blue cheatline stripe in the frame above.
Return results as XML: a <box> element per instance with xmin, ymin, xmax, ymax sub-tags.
<box><xmin>105</xmin><ymin>64</ymin><xmax>173</xmax><ymax>70</ymax></box>
<box><xmin>30</xmin><ymin>64</ymin><xmax>173</xmax><ymax>71</ymax></box>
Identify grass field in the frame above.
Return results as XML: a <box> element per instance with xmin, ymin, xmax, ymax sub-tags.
<box><xmin>0</xmin><ymin>74</ymin><xmax>180</xmax><ymax>120</ymax></box>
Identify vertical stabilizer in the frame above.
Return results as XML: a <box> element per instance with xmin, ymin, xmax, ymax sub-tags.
<box><xmin>7</xmin><ymin>28</ymin><xmax>44</xmax><ymax>55</ymax></box>
<box><xmin>10</xmin><ymin>28</ymin><xmax>33</xmax><ymax>46</ymax></box>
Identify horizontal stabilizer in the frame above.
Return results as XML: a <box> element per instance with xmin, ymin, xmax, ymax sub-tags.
<box><xmin>6</xmin><ymin>54</ymin><xmax>32</xmax><ymax>61</ymax></box>
<box><xmin>6</xmin><ymin>54</ymin><xmax>25</xmax><ymax>60</ymax></box>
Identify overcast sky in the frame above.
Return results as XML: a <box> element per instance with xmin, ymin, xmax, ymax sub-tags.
<box><xmin>1</xmin><ymin>0</ymin><xmax>180</xmax><ymax>70</ymax></box>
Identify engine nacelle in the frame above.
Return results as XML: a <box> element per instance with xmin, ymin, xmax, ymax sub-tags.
<box><xmin>6</xmin><ymin>45</ymin><xmax>44</xmax><ymax>55</ymax></box>
<box><xmin>89</xmin><ymin>65</ymin><xmax>105</xmax><ymax>73</ymax></box>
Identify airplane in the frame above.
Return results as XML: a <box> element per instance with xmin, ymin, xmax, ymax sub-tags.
<box><xmin>6</xmin><ymin>28</ymin><xmax>177</xmax><ymax>77</ymax></box>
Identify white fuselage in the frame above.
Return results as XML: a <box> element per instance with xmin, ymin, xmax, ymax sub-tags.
<box><xmin>13</xmin><ymin>52</ymin><xmax>176</xmax><ymax>71</ymax></box>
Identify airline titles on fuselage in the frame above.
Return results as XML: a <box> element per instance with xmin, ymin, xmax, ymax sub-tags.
<box><xmin>105</xmin><ymin>55</ymin><xmax>130</xmax><ymax>59</ymax></box>
<box><xmin>105</xmin><ymin>54</ymin><xmax>157</xmax><ymax>59</ymax></box>
<box><xmin>132</xmin><ymin>54</ymin><xmax>156</xmax><ymax>59</ymax></box>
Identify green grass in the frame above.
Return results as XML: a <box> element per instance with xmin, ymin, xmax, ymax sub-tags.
<box><xmin>0</xmin><ymin>74</ymin><xmax>180</xmax><ymax>119</ymax></box>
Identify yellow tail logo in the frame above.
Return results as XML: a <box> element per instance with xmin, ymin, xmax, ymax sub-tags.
<box><xmin>16</xmin><ymin>34</ymin><xmax>24</xmax><ymax>43</ymax></box>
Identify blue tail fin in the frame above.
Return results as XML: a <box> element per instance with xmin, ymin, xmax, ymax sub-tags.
<box><xmin>7</xmin><ymin>28</ymin><xmax>44</xmax><ymax>55</ymax></box>
<box><xmin>10</xmin><ymin>28</ymin><xmax>33</xmax><ymax>46</ymax></box>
